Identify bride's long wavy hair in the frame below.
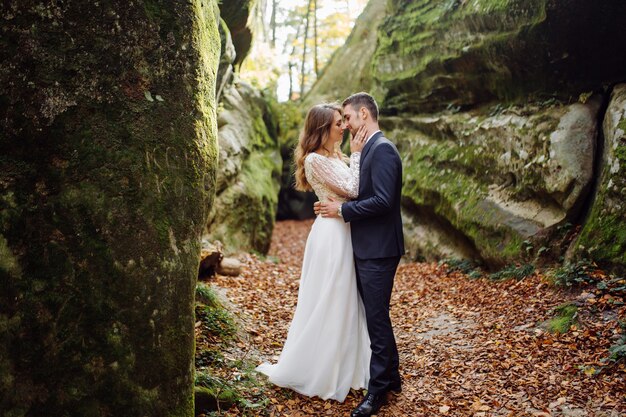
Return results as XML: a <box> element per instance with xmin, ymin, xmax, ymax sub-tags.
<box><xmin>294</xmin><ymin>103</ymin><xmax>343</xmax><ymax>192</ymax></box>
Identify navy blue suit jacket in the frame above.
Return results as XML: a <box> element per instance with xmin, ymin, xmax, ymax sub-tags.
<box><xmin>341</xmin><ymin>131</ymin><xmax>405</xmax><ymax>259</ymax></box>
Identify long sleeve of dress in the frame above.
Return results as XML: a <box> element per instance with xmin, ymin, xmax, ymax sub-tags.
<box><xmin>305</xmin><ymin>152</ymin><xmax>361</xmax><ymax>200</ymax></box>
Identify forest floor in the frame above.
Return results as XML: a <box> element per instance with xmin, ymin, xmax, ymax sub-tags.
<box><xmin>198</xmin><ymin>220</ymin><xmax>625</xmax><ymax>417</ymax></box>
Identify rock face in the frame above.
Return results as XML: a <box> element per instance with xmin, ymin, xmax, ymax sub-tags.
<box><xmin>0</xmin><ymin>1</ymin><xmax>220</xmax><ymax>415</ymax></box>
<box><xmin>389</xmin><ymin>97</ymin><xmax>602</xmax><ymax>265</ymax></box>
<box><xmin>207</xmin><ymin>80</ymin><xmax>281</xmax><ymax>254</ymax></box>
<box><xmin>290</xmin><ymin>0</ymin><xmax>626</xmax><ymax>271</ymax></box>
<box><xmin>576</xmin><ymin>84</ymin><xmax>626</xmax><ymax>272</ymax></box>
<box><xmin>206</xmin><ymin>5</ymin><xmax>281</xmax><ymax>255</ymax></box>
<box><xmin>219</xmin><ymin>0</ymin><xmax>253</xmax><ymax>66</ymax></box>
<box><xmin>373</xmin><ymin>0</ymin><xmax>626</xmax><ymax>114</ymax></box>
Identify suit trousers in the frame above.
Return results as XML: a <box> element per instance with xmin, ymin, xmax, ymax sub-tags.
<box><xmin>354</xmin><ymin>255</ymin><xmax>401</xmax><ymax>395</ymax></box>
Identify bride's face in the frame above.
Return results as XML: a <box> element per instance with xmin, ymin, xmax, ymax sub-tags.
<box><xmin>326</xmin><ymin>111</ymin><xmax>344</xmax><ymax>147</ymax></box>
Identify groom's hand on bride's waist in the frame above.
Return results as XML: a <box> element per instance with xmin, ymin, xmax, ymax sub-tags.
<box><xmin>316</xmin><ymin>198</ymin><xmax>341</xmax><ymax>218</ymax></box>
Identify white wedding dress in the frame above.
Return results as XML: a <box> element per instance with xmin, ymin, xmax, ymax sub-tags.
<box><xmin>256</xmin><ymin>151</ymin><xmax>371</xmax><ymax>402</ymax></box>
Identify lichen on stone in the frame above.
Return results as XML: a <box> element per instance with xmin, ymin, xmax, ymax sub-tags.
<box><xmin>0</xmin><ymin>1</ymin><xmax>222</xmax><ymax>415</ymax></box>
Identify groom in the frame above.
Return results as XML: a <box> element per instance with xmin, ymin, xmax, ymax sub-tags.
<box><xmin>317</xmin><ymin>92</ymin><xmax>404</xmax><ymax>417</ymax></box>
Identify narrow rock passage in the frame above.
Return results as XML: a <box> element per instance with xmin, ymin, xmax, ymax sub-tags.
<box><xmin>213</xmin><ymin>220</ymin><xmax>625</xmax><ymax>416</ymax></box>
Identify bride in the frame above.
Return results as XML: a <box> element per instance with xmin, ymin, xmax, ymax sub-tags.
<box><xmin>256</xmin><ymin>103</ymin><xmax>370</xmax><ymax>402</ymax></box>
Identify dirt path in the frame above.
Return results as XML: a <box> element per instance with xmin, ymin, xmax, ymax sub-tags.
<box><xmin>213</xmin><ymin>220</ymin><xmax>625</xmax><ymax>416</ymax></box>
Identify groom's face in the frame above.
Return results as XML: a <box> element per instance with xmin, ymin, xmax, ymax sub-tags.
<box><xmin>342</xmin><ymin>104</ymin><xmax>364</xmax><ymax>136</ymax></box>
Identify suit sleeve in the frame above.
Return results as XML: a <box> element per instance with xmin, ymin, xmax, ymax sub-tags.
<box><xmin>342</xmin><ymin>143</ymin><xmax>401</xmax><ymax>222</ymax></box>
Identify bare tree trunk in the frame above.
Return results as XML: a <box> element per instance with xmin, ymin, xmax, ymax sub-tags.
<box><xmin>314</xmin><ymin>0</ymin><xmax>318</xmax><ymax>77</ymax></box>
<box><xmin>270</xmin><ymin>0</ymin><xmax>277</xmax><ymax>48</ymax></box>
<box><xmin>288</xmin><ymin>62</ymin><xmax>295</xmax><ymax>100</ymax></box>
<box><xmin>286</xmin><ymin>21</ymin><xmax>302</xmax><ymax>101</ymax></box>
<box><xmin>300</xmin><ymin>0</ymin><xmax>313</xmax><ymax>98</ymax></box>
<box><xmin>257</xmin><ymin>0</ymin><xmax>268</xmax><ymax>41</ymax></box>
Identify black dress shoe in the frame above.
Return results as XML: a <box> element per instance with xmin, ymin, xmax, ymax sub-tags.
<box><xmin>350</xmin><ymin>392</ymin><xmax>387</xmax><ymax>417</ymax></box>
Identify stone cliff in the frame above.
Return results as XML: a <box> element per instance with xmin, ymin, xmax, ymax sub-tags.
<box><xmin>205</xmin><ymin>2</ymin><xmax>282</xmax><ymax>255</ymax></box>
<box><xmin>0</xmin><ymin>1</ymin><xmax>220</xmax><ymax>415</ymax></box>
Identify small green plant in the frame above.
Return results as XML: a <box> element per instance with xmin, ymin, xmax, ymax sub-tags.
<box><xmin>489</xmin><ymin>263</ymin><xmax>535</xmax><ymax>281</ymax></box>
<box><xmin>588</xmin><ymin>321</ymin><xmax>626</xmax><ymax>376</ymax></box>
<box><xmin>195</xmin><ymin>364</ymin><xmax>270</xmax><ymax>415</ymax></box>
<box><xmin>440</xmin><ymin>258</ymin><xmax>480</xmax><ymax>275</ymax></box>
<box><xmin>537</xmin><ymin>246</ymin><xmax>549</xmax><ymax>257</ymax></box>
<box><xmin>195</xmin><ymin>372</ymin><xmax>238</xmax><ymax>414</ymax></box>
<box><xmin>544</xmin><ymin>303</ymin><xmax>578</xmax><ymax>334</ymax></box>
<box><xmin>195</xmin><ymin>284</ymin><xmax>236</xmax><ymax>339</ymax></box>
<box><xmin>194</xmin><ymin>290</ymin><xmax>270</xmax><ymax>415</ymax></box>
<box><xmin>522</xmin><ymin>240</ymin><xmax>533</xmax><ymax>256</ymax></box>
<box><xmin>196</xmin><ymin>282</ymin><xmax>220</xmax><ymax>307</ymax></box>
<box><xmin>196</xmin><ymin>304</ymin><xmax>237</xmax><ymax>340</ymax></box>
<box><xmin>556</xmin><ymin>222</ymin><xmax>573</xmax><ymax>233</ymax></box>
<box><xmin>549</xmin><ymin>260</ymin><xmax>597</xmax><ymax>287</ymax></box>
<box><xmin>467</xmin><ymin>270</ymin><xmax>482</xmax><ymax>279</ymax></box>
<box><xmin>605</xmin><ymin>321</ymin><xmax>626</xmax><ymax>365</ymax></box>
<box><xmin>267</xmin><ymin>255</ymin><xmax>280</xmax><ymax>264</ymax></box>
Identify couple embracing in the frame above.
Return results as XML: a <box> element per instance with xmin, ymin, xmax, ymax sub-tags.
<box><xmin>257</xmin><ymin>92</ymin><xmax>405</xmax><ymax>417</ymax></box>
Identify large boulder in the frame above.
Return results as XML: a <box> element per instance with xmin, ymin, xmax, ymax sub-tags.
<box><xmin>219</xmin><ymin>0</ymin><xmax>253</xmax><ymax>66</ymax></box>
<box><xmin>0</xmin><ymin>1</ymin><xmax>220</xmax><ymax>415</ymax></box>
<box><xmin>389</xmin><ymin>97</ymin><xmax>602</xmax><ymax>265</ymax></box>
<box><xmin>373</xmin><ymin>0</ymin><xmax>626</xmax><ymax>114</ymax></box>
<box><xmin>206</xmin><ymin>80</ymin><xmax>281</xmax><ymax>254</ymax></box>
<box><xmin>216</xmin><ymin>18</ymin><xmax>236</xmax><ymax>101</ymax></box>
<box><xmin>575</xmin><ymin>84</ymin><xmax>626</xmax><ymax>272</ymax></box>
<box><xmin>208</xmin><ymin>1</ymin><xmax>282</xmax><ymax>254</ymax></box>
<box><xmin>370</xmin><ymin>0</ymin><xmax>626</xmax><ymax>268</ymax></box>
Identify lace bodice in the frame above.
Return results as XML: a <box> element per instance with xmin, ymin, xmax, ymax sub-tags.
<box><xmin>304</xmin><ymin>152</ymin><xmax>360</xmax><ymax>202</ymax></box>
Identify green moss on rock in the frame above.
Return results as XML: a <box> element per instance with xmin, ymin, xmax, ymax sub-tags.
<box><xmin>576</xmin><ymin>84</ymin><xmax>626</xmax><ymax>272</ymax></box>
<box><xmin>209</xmin><ymin>149</ymin><xmax>281</xmax><ymax>254</ymax></box>
<box><xmin>544</xmin><ymin>303</ymin><xmax>578</xmax><ymax>334</ymax></box>
<box><xmin>388</xmin><ymin>97</ymin><xmax>599</xmax><ymax>266</ymax></box>
<box><xmin>218</xmin><ymin>0</ymin><xmax>253</xmax><ymax>65</ymax></box>
<box><xmin>0</xmin><ymin>1</ymin><xmax>221</xmax><ymax>415</ymax></box>
<box><xmin>373</xmin><ymin>0</ymin><xmax>626</xmax><ymax>113</ymax></box>
<box><xmin>208</xmin><ymin>81</ymin><xmax>281</xmax><ymax>254</ymax></box>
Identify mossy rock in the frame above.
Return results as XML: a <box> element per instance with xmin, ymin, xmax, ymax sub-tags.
<box><xmin>543</xmin><ymin>303</ymin><xmax>578</xmax><ymax>334</ymax></box>
<box><xmin>373</xmin><ymin>0</ymin><xmax>626</xmax><ymax>113</ymax></box>
<box><xmin>575</xmin><ymin>84</ymin><xmax>626</xmax><ymax>273</ymax></box>
<box><xmin>194</xmin><ymin>385</ymin><xmax>237</xmax><ymax>415</ymax></box>
<box><xmin>218</xmin><ymin>0</ymin><xmax>253</xmax><ymax>66</ymax></box>
<box><xmin>0</xmin><ymin>1</ymin><xmax>220</xmax><ymax>415</ymax></box>
<box><xmin>207</xmin><ymin>81</ymin><xmax>281</xmax><ymax>254</ymax></box>
<box><xmin>389</xmin><ymin>97</ymin><xmax>601</xmax><ymax>266</ymax></box>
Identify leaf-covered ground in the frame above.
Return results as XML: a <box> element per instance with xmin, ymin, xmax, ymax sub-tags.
<box><xmin>204</xmin><ymin>220</ymin><xmax>625</xmax><ymax>416</ymax></box>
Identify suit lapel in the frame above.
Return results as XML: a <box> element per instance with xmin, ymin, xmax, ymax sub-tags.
<box><xmin>360</xmin><ymin>131</ymin><xmax>383</xmax><ymax>164</ymax></box>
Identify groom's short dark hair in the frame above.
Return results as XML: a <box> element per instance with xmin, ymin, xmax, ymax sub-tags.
<box><xmin>343</xmin><ymin>92</ymin><xmax>379</xmax><ymax>122</ymax></box>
